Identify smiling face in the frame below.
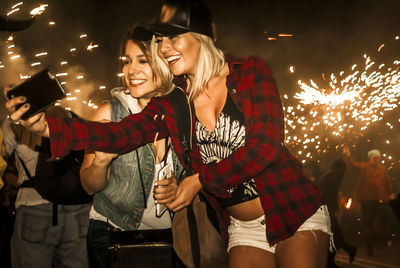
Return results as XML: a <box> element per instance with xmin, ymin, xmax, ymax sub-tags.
<box><xmin>156</xmin><ymin>33</ymin><xmax>201</xmax><ymax>80</ymax></box>
<box><xmin>121</xmin><ymin>40</ymin><xmax>161</xmax><ymax>106</ymax></box>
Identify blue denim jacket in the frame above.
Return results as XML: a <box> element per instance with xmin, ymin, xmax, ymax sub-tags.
<box><xmin>93</xmin><ymin>88</ymin><xmax>183</xmax><ymax>230</ymax></box>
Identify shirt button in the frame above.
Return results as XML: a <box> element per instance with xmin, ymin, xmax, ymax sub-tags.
<box><xmin>231</xmin><ymin>89</ymin><xmax>237</xmax><ymax>94</ymax></box>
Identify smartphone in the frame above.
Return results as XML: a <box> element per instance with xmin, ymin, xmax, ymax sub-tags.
<box><xmin>155</xmin><ymin>162</ymin><xmax>172</xmax><ymax>217</ymax></box>
<box><xmin>6</xmin><ymin>69</ymin><xmax>66</xmax><ymax>120</ymax></box>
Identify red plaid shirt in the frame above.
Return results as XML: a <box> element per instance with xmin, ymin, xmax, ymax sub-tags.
<box><xmin>47</xmin><ymin>55</ymin><xmax>322</xmax><ymax>245</ymax></box>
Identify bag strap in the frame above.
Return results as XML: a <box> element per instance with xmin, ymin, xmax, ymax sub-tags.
<box><xmin>169</xmin><ymin>87</ymin><xmax>200</xmax><ymax>268</ymax></box>
<box><xmin>15</xmin><ymin>152</ymin><xmax>59</xmax><ymax>226</ymax></box>
<box><xmin>168</xmin><ymin>87</ymin><xmax>193</xmax><ymax>174</ymax></box>
<box><xmin>15</xmin><ymin>153</ymin><xmax>33</xmax><ymax>180</ymax></box>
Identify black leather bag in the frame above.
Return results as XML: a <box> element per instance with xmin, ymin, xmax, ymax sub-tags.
<box><xmin>106</xmin><ymin>228</ymin><xmax>177</xmax><ymax>268</ymax></box>
<box><xmin>17</xmin><ymin>138</ymin><xmax>92</xmax><ymax>205</ymax></box>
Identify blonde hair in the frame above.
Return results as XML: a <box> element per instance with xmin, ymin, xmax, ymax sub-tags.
<box><xmin>151</xmin><ymin>33</ymin><xmax>225</xmax><ymax>100</ymax></box>
<box><xmin>150</xmin><ymin>36</ymin><xmax>175</xmax><ymax>95</ymax></box>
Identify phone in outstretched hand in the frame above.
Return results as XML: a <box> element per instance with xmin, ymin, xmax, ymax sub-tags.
<box><xmin>6</xmin><ymin>69</ymin><xmax>66</xmax><ymax>120</ymax></box>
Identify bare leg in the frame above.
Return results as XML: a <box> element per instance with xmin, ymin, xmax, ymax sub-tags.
<box><xmin>228</xmin><ymin>245</ymin><xmax>276</xmax><ymax>268</ymax></box>
<box><xmin>275</xmin><ymin>230</ymin><xmax>329</xmax><ymax>268</ymax></box>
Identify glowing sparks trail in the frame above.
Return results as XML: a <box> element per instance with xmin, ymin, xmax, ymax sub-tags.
<box><xmin>7</xmin><ymin>8</ymin><xmax>19</xmax><ymax>16</ymax></box>
<box><xmin>35</xmin><ymin>52</ymin><xmax>48</xmax><ymax>57</ymax></box>
<box><xmin>284</xmin><ymin>52</ymin><xmax>400</xmax><ymax>167</ymax></box>
<box><xmin>1</xmin><ymin>2</ymin><xmax>105</xmax><ymax>118</ymax></box>
<box><xmin>345</xmin><ymin>198</ymin><xmax>352</xmax><ymax>209</ymax></box>
<box><xmin>87</xmin><ymin>42</ymin><xmax>99</xmax><ymax>51</ymax></box>
<box><xmin>11</xmin><ymin>2</ymin><xmax>23</xmax><ymax>9</ymax></box>
<box><xmin>30</xmin><ymin>4</ymin><xmax>48</xmax><ymax>16</ymax></box>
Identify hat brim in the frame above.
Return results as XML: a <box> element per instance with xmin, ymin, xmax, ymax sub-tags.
<box><xmin>148</xmin><ymin>23</ymin><xmax>190</xmax><ymax>37</ymax></box>
<box><xmin>132</xmin><ymin>26</ymin><xmax>154</xmax><ymax>41</ymax></box>
<box><xmin>0</xmin><ymin>16</ymin><xmax>35</xmax><ymax>32</ymax></box>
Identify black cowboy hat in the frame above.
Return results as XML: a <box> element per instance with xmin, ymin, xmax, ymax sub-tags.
<box><xmin>148</xmin><ymin>0</ymin><xmax>214</xmax><ymax>39</ymax></box>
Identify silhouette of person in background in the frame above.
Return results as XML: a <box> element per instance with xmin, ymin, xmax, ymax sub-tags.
<box><xmin>304</xmin><ymin>160</ymin><xmax>324</xmax><ymax>186</ymax></box>
<box><xmin>343</xmin><ymin>147</ymin><xmax>394</xmax><ymax>256</ymax></box>
<box><xmin>320</xmin><ymin>159</ymin><xmax>357</xmax><ymax>267</ymax></box>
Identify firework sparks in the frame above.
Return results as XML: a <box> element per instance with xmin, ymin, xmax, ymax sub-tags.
<box><xmin>284</xmin><ymin>52</ymin><xmax>400</xmax><ymax>166</ymax></box>
<box><xmin>11</xmin><ymin>2</ymin><xmax>23</xmax><ymax>9</ymax></box>
<box><xmin>30</xmin><ymin>4</ymin><xmax>48</xmax><ymax>17</ymax></box>
<box><xmin>35</xmin><ymin>52</ymin><xmax>48</xmax><ymax>57</ymax></box>
<box><xmin>87</xmin><ymin>42</ymin><xmax>99</xmax><ymax>51</ymax></box>
<box><xmin>7</xmin><ymin>8</ymin><xmax>20</xmax><ymax>16</ymax></box>
<box><xmin>0</xmin><ymin>2</ymin><xmax>121</xmax><ymax>119</ymax></box>
<box><xmin>345</xmin><ymin>198</ymin><xmax>352</xmax><ymax>209</ymax></box>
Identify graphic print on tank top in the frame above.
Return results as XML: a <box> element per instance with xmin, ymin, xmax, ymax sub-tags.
<box><xmin>196</xmin><ymin>93</ymin><xmax>259</xmax><ymax>207</ymax></box>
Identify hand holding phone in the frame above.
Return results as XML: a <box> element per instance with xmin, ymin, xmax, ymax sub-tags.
<box><xmin>155</xmin><ymin>163</ymin><xmax>172</xmax><ymax>217</ymax></box>
<box><xmin>6</xmin><ymin>69</ymin><xmax>66</xmax><ymax>120</ymax></box>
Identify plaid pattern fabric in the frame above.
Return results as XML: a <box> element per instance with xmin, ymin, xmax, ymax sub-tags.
<box><xmin>47</xmin><ymin>55</ymin><xmax>322</xmax><ymax>245</ymax></box>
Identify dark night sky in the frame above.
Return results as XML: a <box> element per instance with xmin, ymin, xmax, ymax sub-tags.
<box><xmin>2</xmin><ymin>0</ymin><xmax>400</xmax><ymax>98</ymax></box>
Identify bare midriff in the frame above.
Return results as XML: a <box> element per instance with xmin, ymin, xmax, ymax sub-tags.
<box><xmin>226</xmin><ymin>197</ymin><xmax>265</xmax><ymax>221</ymax></box>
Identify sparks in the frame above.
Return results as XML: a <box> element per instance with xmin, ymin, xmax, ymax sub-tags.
<box><xmin>55</xmin><ymin>73</ymin><xmax>68</xmax><ymax>77</ymax></box>
<box><xmin>30</xmin><ymin>4</ymin><xmax>48</xmax><ymax>17</ymax></box>
<box><xmin>7</xmin><ymin>8</ymin><xmax>20</xmax><ymax>16</ymax></box>
<box><xmin>87</xmin><ymin>42</ymin><xmax>99</xmax><ymax>51</ymax></box>
<box><xmin>35</xmin><ymin>52</ymin><xmax>48</xmax><ymax>57</ymax></box>
<box><xmin>11</xmin><ymin>2</ymin><xmax>23</xmax><ymax>9</ymax></box>
<box><xmin>278</xmin><ymin>33</ymin><xmax>293</xmax><ymax>37</ymax></box>
<box><xmin>284</xmin><ymin>52</ymin><xmax>400</xmax><ymax>165</ymax></box>
<box><xmin>345</xmin><ymin>198</ymin><xmax>352</xmax><ymax>209</ymax></box>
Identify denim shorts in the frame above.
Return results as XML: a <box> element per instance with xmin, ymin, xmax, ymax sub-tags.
<box><xmin>227</xmin><ymin>205</ymin><xmax>333</xmax><ymax>253</ymax></box>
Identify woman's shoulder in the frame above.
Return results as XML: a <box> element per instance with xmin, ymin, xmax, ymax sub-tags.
<box><xmin>226</xmin><ymin>54</ymin><xmax>273</xmax><ymax>83</ymax></box>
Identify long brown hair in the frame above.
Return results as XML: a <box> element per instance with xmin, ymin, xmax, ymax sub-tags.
<box><xmin>119</xmin><ymin>27</ymin><xmax>174</xmax><ymax>94</ymax></box>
